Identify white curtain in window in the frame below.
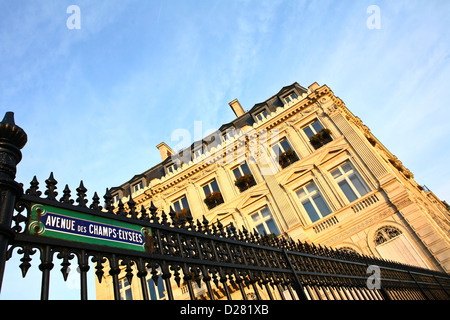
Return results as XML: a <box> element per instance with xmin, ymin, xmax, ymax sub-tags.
<box><xmin>375</xmin><ymin>234</ymin><xmax>429</xmax><ymax>269</ymax></box>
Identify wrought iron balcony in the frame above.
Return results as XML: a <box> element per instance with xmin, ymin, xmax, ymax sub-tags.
<box><xmin>203</xmin><ymin>191</ymin><xmax>224</xmax><ymax>210</ymax></box>
<box><xmin>310</xmin><ymin>129</ymin><xmax>333</xmax><ymax>150</ymax></box>
<box><xmin>278</xmin><ymin>149</ymin><xmax>299</xmax><ymax>169</ymax></box>
<box><xmin>234</xmin><ymin>173</ymin><xmax>256</xmax><ymax>192</ymax></box>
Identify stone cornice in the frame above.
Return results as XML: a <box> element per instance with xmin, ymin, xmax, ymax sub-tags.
<box><xmin>138</xmin><ymin>83</ymin><xmax>355</xmax><ymax>200</ymax></box>
<box><xmin>146</xmin><ymin>83</ymin><xmax>329</xmax><ymax>195</ymax></box>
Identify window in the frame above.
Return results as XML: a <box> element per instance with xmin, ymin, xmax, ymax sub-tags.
<box><xmin>172</xmin><ymin>196</ymin><xmax>190</xmax><ymax>222</ymax></box>
<box><xmin>223</xmin><ymin>129</ymin><xmax>235</xmax><ymax>142</ymax></box>
<box><xmin>272</xmin><ymin>138</ymin><xmax>298</xmax><ymax>168</ymax></box>
<box><xmin>147</xmin><ymin>270</ymin><xmax>166</xmax><ymax>300</ymax></box>
<box><xmin>203</xmin><ymin>179</ymin><xmax>220</xmax><ymax>196</ymax></box>
<box><xmin>203</xmin><ymin>179</ymin><xmax>224</xmax><ymax>209</ymax></box>
<box><xmin>284</xmin><ymin>91</ymin><xmax>298</xmax><ymax>104</ymax></box>
<box><xmin>331</xmin><ymin>161</ymin><xmax>369</xmax><ymax>203</ymax></box>
<box><xmin>172</xmin><ymin>196</ymin><xmax>189</xmax><ymax>213</ymax></box>
<box><xmin>303</xmin><ymin>120</ymin><xmax>325</xmax><ymax>139</ymax></box>
<box><xmin>374</xmin><ymin>226</ymin><xmax>428</xmax><ymax>269</ymax></box>
<box><xmin>167</xmin><ymin>163</ymin><xmax>178</xmax><ymax>174</ymax></box>
<box><xmin>119</xmin><ymin>278</ymin><xmax>133</xmax><ymax>300</ymax></box>
<box><xmin>374</xmin><ymin>226</ymin><xmax>402</xmax><ymax>246</ymax></box>
<box><xmin>233</xmin><ymin>162</ymin><xmax>256</xmax><ymax>192</ymax></box>
<box><xmin>272</xmin><ymin>137</ymin><xmax>294</xmax><ymax>156</ymax></box>
<box><xmin>232</xmin><ymin>162</ymin><xmax>251</xmax><ymax>178</ymax></box>
<box><xmin>194</xmin><ymin>144</ymin><xmax>206</xmax><ymax>158</ymax></box>
<box><xmin>133</xmin><ymin>182</ymin><xmax>143</xmax><ymax>193</ymax></box>
<box><xmin>303</xmin><ymin>120</ymin><xmax>332</xmax><ymax>149</ymax></box>
<box><xmin>338</xmin><ymin>247</ymin><xmax>358</xmax><ymax>255</ymax></box>
<box><xmin>194</xmin><ymin>149</ymin><xmax>203</xmax><ymax>158</ymax></box>
<box><xmin>296</xmin><ymin>181</ymin><xmax>332</xmax><ymax>223</ymax></box>
<box><xmin>254</xmin><ymin>109</ymin><xmax>268</xmax><ymax>121</ymax></box>
<box><xmin>113</xmin><ymin>195</ymin><xmax>120</xmax><ymax>203</ymax></box>
<box><xmin>251</xmin><ymin>206</ymin><xmax>280</xmax><ymax>236</ymax></box>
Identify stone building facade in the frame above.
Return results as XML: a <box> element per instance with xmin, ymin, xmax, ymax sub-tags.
<box><xmin>96</xmin><ymin>82</ymin><xmax>450</xmax><ymax>300</ymax></box>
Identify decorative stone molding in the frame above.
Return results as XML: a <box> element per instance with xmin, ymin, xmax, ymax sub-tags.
<box><xmin>323</xmin><ymin>207</ymin><xmax>395</xmax><ymax>246</ymax></box>
<box><xmin>388</xmin><ymin>156</ymin><xmax>414</xmax><ymax>179</ymax></box>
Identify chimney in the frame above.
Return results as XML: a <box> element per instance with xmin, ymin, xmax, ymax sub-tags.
<box><xmin>229</xmin><ymin>99</ymin><xmax>245</xmax><ymax>117</ymax></box>
<box><xmin>308</xmin><ymin>82</ymin><xmax>320</xmax><ymax>92</ymax></box>
<box><xmin>156</xmin><ymin>142</ymin><xmax>174</xmax><ymax>161</ymax></box>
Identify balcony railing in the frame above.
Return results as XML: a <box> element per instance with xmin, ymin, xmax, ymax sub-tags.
<box><xmin>312</xmin><ymin>215</ymin><xmax>339</xmax><ymax>234</ymax></box>
<box><xmin>234</xmin><ymin>173</ymin><xmax>257</xmax><ymax>192</ymax></box>
<box><xmin>310</xmin><ymin>129</ymin><xmax>332</xmax><ymax>150</ymax></box>
<box><xmin>279</xmin><ymin>149</ymin><xmax>299</xmax><ymax>169</ymax></box>
<box><xmin>310</xmin><ymin>191</ymin><xmax>382</xmax><ymax>235</ymax></box>
<box><xmin>203</xmin><ymin>191</ymin><xmax>224</xmax><ymax>210</ymax></box>
<box><xmin>351</xmin><ymin>193</ymin><xmax>380</xmax><ymax>213</ymax></box>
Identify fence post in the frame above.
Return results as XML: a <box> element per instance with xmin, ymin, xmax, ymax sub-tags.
<box><xmin>0</xmin><ymin>112</ymin><xmax>27</xmax><ymax>294</ymax></box>
<box><xmin>408</xmin><ymin>271</ymin><xmax>432</xmax><ymax>300</ymax></box>
<box><xmin>434</xmin><ymin>275</ymin><xmax>450</xmax><ymax>299</ymax></box>
<box><xmin>283</xmin><ymin>249</ymin><xmax>309</xmax><ymax>300</ymax></box>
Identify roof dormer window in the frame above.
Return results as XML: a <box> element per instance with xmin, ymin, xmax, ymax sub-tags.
<box><xmin>133</xmin><ymin>181</ymin><xmax>144</xmax><ymax>193</ymax></box>
<box><xmin>193</xmin><ymin>142</ymin><xmax>208</xmax><ymax>159</ymax></box>
<box><xmin>194</xmin><ymin>147</ymin><xmax>204</xmax><ymax>158</ymax></box>
<box><xmin>254</xmin><ymin>109</ymin><xmax>268</xmax><ymax>122</ymax></box>
<box><xmin>283</xmin><ymin>91</ymin><xmax>298</xmax><ymax>104</ymax></box>
<box><xmin>166</xmin><ymin>163</ymin><xmax>178</xmax><ymax>174</ymax></box>
<box><xmin>223</xmin><ymin>130</ymin><xmax>235</xmax><ymax>142</ymax></box>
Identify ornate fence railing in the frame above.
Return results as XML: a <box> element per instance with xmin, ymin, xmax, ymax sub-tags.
<box><xmin>0</xmin><ymin>112</ymin><xmax>449</xmax><ymax>300</ymax></box>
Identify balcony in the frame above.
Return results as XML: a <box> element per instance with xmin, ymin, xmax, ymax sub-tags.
<box><xmin>351</xmin><ymin>193</ymin><xmax>380</xmax><ymax>213</ymax></box>
<box><xmin>234</xmin><ymin>173</ymin><xmax>256</xmax><ymax>192</ymax></box>
<box><xmin>307</xmin><ymin>190</ymin><xmax>383</xmax><ymax>236</ymax></box>
<box><xmin>279</xmin><ymin>149</ymin><xmax>299</xmax><ymax>169</ymax></box>
<box><xmin>204</xmin><ymin>191</ymin><xmax>224</xmax><ymax>210</ymax></box>
<box><xmin>174</xmin><ymin>208</ymin><xmax>190</xmax><ymax>222</ymax></box>
<box><xmin>310</xmin><ymin>129</ymin><xmax>332</xmax><ymax>150</ymax></box>
<box><xmin>312</xmin><ymin>216</ymin><xmax>339</xmax><ymax>234</ymax></box>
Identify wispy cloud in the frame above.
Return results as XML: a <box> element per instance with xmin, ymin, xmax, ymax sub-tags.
<box><xmin>1</xmin><ymin>1</ymin><xmax>450</xmax><ymax>299</ymax></box>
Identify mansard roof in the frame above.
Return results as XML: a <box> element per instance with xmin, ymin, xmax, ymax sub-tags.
<box><xmin>110</xmin><ymin>82</ymin><xmax>307</xmax><ymax>194</ymax></box>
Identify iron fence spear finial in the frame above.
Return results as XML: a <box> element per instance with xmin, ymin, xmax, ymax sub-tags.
<box><xmin>0</xmin><ymin>111</ymin><xmax>28</xmax><ymax>293</ymax></box>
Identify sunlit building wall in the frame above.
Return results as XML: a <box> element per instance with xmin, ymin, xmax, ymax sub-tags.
<box><xmin>96</xmin><ymin>82</ymin><xmax>450</xmax><ymax>300</ymax></box>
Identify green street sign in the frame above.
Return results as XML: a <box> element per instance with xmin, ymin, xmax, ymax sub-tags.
<box><xmin>28</xmin><ymin>203</ymin><xmax>154</xmax><ymax>253</ymax></box>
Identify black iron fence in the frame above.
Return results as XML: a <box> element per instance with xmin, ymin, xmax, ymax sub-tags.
<box><xmin>0</xmin><ymin>112</ymin><xmax>449</xmax><ymax>300</ymax></box>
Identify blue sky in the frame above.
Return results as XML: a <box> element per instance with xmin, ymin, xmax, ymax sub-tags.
<box><xmin>0</xmin><ymin>0</ymin><xmax>449</xmax><ymax>300</ymax></box>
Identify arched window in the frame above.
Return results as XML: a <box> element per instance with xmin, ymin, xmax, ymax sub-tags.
<box><xmin>373</xmin><ymin>225</ymin><xmax>428</xmax><ymax>269</ymax></box>
<box><xmin>374</xmin><ymin>226</ymin><xmax>402</xmax><ymax>246</ymax></box>
<box><xmin>338</xmin><ymin>247</ymin><xmax>358</xmax><ymax>255</ymax></box>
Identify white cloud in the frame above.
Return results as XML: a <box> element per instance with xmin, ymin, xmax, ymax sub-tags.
<box><xmin>2</xmin><ymin>0</ymin><xmax>450</xmax><ymax>300</ymax></box>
